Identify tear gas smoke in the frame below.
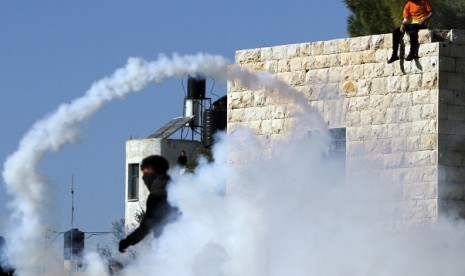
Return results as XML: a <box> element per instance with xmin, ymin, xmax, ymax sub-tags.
<box><xmin>3</xmin><ymin>53</ymin><xmax>465</xmax><ymax>276</ymax></box>
<box><xmin>1</xmin><ymin>53</ymin><xmax>229</xmax><ymax>275</ymax></box>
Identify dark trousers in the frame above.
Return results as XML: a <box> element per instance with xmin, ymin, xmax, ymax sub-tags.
<box><xmin>391</xmin><ymin>24</ymin><xmax>427</xmax><ymax>56</ymax></box>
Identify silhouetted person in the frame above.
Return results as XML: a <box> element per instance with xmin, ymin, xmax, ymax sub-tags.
<box><xmin>0</xmin><ymin>236</ymin><xmax>15</xmax><ymax>276</ymax></box>
<box><xmin>119</xmin><ymin>155</ymin><xmax>178</xmax><ymax>253</ymax></box>
<box><xmin>387</xmin><ymin>0</ymin><xmax>433</xmax><ymax>63</ymax></box>
<box><xmin>177</xmin><ymin>150</ymin><xmax>188</xmax><ymax>167</ymax></box>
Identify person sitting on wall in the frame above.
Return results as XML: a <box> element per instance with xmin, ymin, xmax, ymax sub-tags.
<box><xmin>118</xmin><ymin>155</ymin><xmax>179</xmax><ymax>253</ymax></box>
<box><xmin>387</xmin><ymin>0</ymin><xmax>433</xmax><ymax>63</ymax></box>
<box><xmin>0</xmin><ymin>236</ymin><xmax>15</xmax><ymax>276</ymax></box>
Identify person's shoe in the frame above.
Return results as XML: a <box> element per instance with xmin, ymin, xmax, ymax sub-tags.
<box><xmin>405</xmin><ymin>53</ymin><xmax>419</xmax><ymax>61</ymax></box>
<box><xmin>387</xmin><ymin>55</ymin><xmax>399</xmax><ymax>63</ymax></box>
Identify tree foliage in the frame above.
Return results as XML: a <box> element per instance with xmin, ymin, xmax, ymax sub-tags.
<box><xmin>344</xmin><ymin>0</ymin><xmax>465</xmax><ymax>37</ymax></box>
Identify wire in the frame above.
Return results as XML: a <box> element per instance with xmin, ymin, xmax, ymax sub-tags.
<box><xmin>181</xmin><ymin>74</ymin><xmax>187</xmax><ymax>98</ymax></box>
<box><xmin>208</xmin><ymin>75</ymin><xmax>220</xmax><ymax>99</ymax></box>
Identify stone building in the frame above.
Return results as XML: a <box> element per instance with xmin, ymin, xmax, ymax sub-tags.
<box><xmin>227</xmin><ymin>29</ymin><xmax>465</xmax><ymax>224</ymax></box>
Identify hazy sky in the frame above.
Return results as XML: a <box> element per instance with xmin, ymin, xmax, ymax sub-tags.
<box><xmin>0</xmin><ymin>1</ymin><xmax>349</xmax><ymax>241</ymax></box>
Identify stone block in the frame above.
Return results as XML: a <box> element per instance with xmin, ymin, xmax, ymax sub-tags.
<box><xmin>339</xmin><ymin>38</ymin><xmax>350</xmax><ymax>52</ymax></box>
<box><xmin>384</xmin><ymin>152</ymin><xmax>404</xmax><ymax>168</ymax></box>
<box><xmin>439</xmin><ymin>184</ymin><xmax>464</xmax><ymax>200</ymax></box>
<box><xmin>407</xmin><ymin>74</ymin><xmax>421</xmax><ymax>92</ymax></box>
<box><xmin>350</xmin><ymin>51</ymin><xmax>363</xmax><ymax>65</ymax></box>
<box><xmin>449</xmin><ymin>44</ymin><xmax>465</xmax><ymax>57</ymax></box>
<box><xmin>412</xmin><ymin>90</ymin><xmax>432</xmax><ymax>105</ymax></box>
<box><xmin>253</xmin><ymin>90</ymin><xmax>267</xmax><ymax>107</ymax></box>
<box><xmin>421</xmin><ymin>72</ymin><xmax>438</xmax><ymax>89</ymax></box>
<box><xmin>446</xmin><ymin>166</ymin><xmax>465</xmax><ymax>182</ymax></box>
<box><xmin>264</xmin><ymin>60</ymin><xmax>278</xmax><ymax>73</ymax></box>
<box><xmin>391</xmin><ymin>93</ymin><xmax>413</xmax><ymax>107</ymax></box>
<box><xmin>438</xmin><ymin>151</ymin><xmax>463</xmax><ymax>166</ymax></box>
<box><xmin>324</xmin><ymin>39</ymin><xmax>339</xmax><ymax>54</ymax></box>
<box><xmin>403</xmin><ymin>182</ymin><xmax>437</xmax><ymax>200</ymax></box>
<box><xmin>375</xmin><ymin>48</ymin><xmax>388</xmax><ymax>63</ymax></box>
<box><xmin>387</xmin><ymin>76</ymin><xmax>402</xmax><ymax>92</ymax></box>
<box><xmin>289</xmin><ymin>58</ymin><xmax>302</xmax><ymax>71</ymax></box>
<box><xmin>418</xmin><ymin>29</ymin><xmax>431</xmax><ymax>44</ymax></box>
<box><xmin>301</xmin><ymin>57</ymin><xmax>315</xmax><ymax>70</ymax></box>
<box><xmin>346</xmin><ymin>110</ymin><xmax>361</xmax><ymax>126</ymax></box>
<box><xmin>448</xmin><ymin>29</ymin><xmax>465</xmax><ymax>45</ymax></box>
<box><xmin>446</xmin><ymin>135</ymin><xmax>465</xmax><ymax>151</ymax></box>
<box><xmin>455</xmin><ymin>122</ymin><xmax>465</xmax><ymax>135</ymax></box>
<box><xmin>372</xmin><ymin>107</ymin><xmax>388</xmax><ymax>125</ymax></box>
<box><xmin>457</xmin><ymin>58</ymin><xmax>465</xmax><ymax>73</ymax></box>
<box><xmin>242</xmin><ymin>62</ymin><xmax>264</xmax><ymax>71</ymax></box>
<box><xmin>404</xmin><ymin>151</ymin><xmax>436</xmax><ymax>167</ymax></box>
<box><xmin>439</xmin><ymin>56</ymin><xmax>456</xmax><ymax>72</ymax></box>
<box><xmin>350</xmin><ymin>36</ymin><xmax>371</xmax><ymax>52</ymax></box>
<box><xmin>291</xmin><ymin>71</ymin><xmax>306</xmax><ymax>86</ymax></box>
<box><xmin>362</xmin><ymin>50</ymin><xmax>376</xmax><ymax>63</ymax></box>
<box><xmin>287</xmin><ymin>44</ymin><xmax>300</xmax><ymax>58</ymax></box>
<box><xmin>228</xmin><ymin>109</ymin><xmax>245</xmax><ymax>123</ymax></box>
<box><xmin>277</xmin><ymin>59</ymin><xmax>290</xmax><ymax>72</ymax></box>
<box><xmin>371</xmin><ymin>78</ymin><xmax>387</xmax><ymax>95</ymax></box>
<box><xmin>313</xmin><ymin>41</ymin><xmax>324</xmax><ymax>55</ymax></box>
<box><xmin>419</xmin><ymin>56</ymin><xmax>439</xmax><ymax>73</ymax></box>
<box><xmin>236</xmin><ymin>49</ymin><xmax>261</xmax><ymax>63</ymax></box>
<box><xmin>271</xmin><ymin>45</ymin><xmax>289</xmax><ymax>60</ymax></box>
<box><xmin>439</xmin><ymin>89</ymin><xmax>454</xmax><ymax>105</ymax></box>
<box><xmin>372</xmin><ymin>124</ymin><xmax>389</xmax><ymax>139</ymax></box>
<box><xmin>328</xmin><ymin>67</ymin><xmax>342</xmax><ymax>83</ymax></box>
<box><xmin>360</xmin><ymin>109</ymin><xmax>373</xmax><ymax>125</ymax></box>
<box><xmin>438</xmin><ymin>119</ymin><xmax>455</xmax><ymax>135</ymax></box>
<box><xmin>448</xmin><ymin>73</ymin><xmax>465</xmax><ymax>90</ymax></box>
<box><xmin>448</xmin><ymin>105</ymin><xmax>465</xmax><ymax>120</ymax></box>
<box><xmin>229</xmin><ymin>93</ymin><xmax>243</xmax><ymax>109</ymax></box>
<box><xmin>415</xmin><ymin>120</ymin><xmax>437</xmax><ymax>135</ymax></box>
<box><xmin>314</xmin><ymin>55</ymin><xmax>329</xmax><ymax>69</ymax></box>
<box><xmin>260</xmin><ymin>47</ymin><xmax>273</xmax><ymax>61</ymax></box>
<box><xmin>418</xmin><ymin>43</ymin><xmax>438</xmax><ymax>57</ymax></box>
<box><xmin>300</xmin><ymin>43</ymin><xmax>312</xmax><ymax>57</ymax></box>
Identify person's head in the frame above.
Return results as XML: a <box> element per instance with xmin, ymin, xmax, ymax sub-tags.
<box><xmin>180</xmin><ymin>150</ymin><xmax>186</xmax><ymax>156</ymax></box>
<box><xmin>140</xmin><ymin>155</ymin><xmax>169</xmax><ymax>176</ymax></box>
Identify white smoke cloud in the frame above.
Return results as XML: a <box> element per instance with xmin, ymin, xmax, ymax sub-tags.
<box><xmin>115</xmin><ymin>66</ymin><xmax>465</xmax><ymax>275</ymax></box>
<box><xmin>1</xmin><ymin>53</ymin><xmax>230</xmax><ymax>275</ymax></box>
<box><xmin>3</xmin><ymin>52</ymin><xmax>465</xmax><ymax>276</ymax></box>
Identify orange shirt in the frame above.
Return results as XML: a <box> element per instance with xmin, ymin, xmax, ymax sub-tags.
<box><xmin>403</xmin><ymin>0</ymin><xmax>432</xmax><ymax>24</ymax></box>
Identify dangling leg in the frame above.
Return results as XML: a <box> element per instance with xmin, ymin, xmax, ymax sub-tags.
<box><xmin>406</xmin><ymin>29</ymin><xmax>420</xmax><ymax>61</ymax></box>
<box><xmin>388</xmin><ymin>28</ymin><xmax>403</xmax><ymax>63</ymax></box>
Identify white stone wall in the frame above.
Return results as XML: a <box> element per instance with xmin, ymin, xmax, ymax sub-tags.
<box><xmin>228</xmin><ymin>30</ymin><xmax>465</xmax><ymax>224</ymax></box>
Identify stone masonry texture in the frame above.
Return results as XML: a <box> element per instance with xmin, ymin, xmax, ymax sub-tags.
<box><xmin>227</xmin><ymin>29</ymin><xmax>465</xmax><ymax>225</ymax></box>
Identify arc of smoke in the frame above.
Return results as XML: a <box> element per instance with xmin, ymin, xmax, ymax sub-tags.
<box><xmin>1</xmin><ymin>53</ymin><xmax>229</xmax><ymax>273</ymax></box>
<box><xmin>227</xmin><ymin>65</ymin><xmax>327</xmax><ymax>133</ymax></box>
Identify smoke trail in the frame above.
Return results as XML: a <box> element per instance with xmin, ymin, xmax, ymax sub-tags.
<box><xmin>1</xmin><ymin>53</ymin><xmax>230</xmax><ymax>275</ymax></box>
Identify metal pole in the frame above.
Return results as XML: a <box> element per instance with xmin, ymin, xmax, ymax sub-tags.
<box><xmin>70</xmin><ymin>175</ymin><xmax>74</xmax><ymax>275</ymax></box>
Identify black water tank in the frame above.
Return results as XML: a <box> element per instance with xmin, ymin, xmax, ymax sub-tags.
<box><xmin>202</xmin><ymin>108</ymin><xmax>227</xmax><ymax>147</ymax></box>
<box><xmin>64</xmin><ymin>228</ymin><xmax>85</xmax><ymax>260</ymax></box>
<box><xmin>187</xmin><ymin>77</ymin><xmax>206</xmax><ymax>99</ymax></box>
<box><xmin>203</xmin><ymin>109</ymin><xmax>217</xmax><ymax>147</ymax></box>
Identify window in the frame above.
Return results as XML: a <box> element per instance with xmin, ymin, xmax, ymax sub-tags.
<box><xmin>328</xmin><ymin>128</ymin><xmax>346</xmax><ymax>159</ymax></box>
<box><xmin>307</xmin><ymin>128</ymin><xmax>346</xmax><ymax>185</ymax></box>
<box><xmin>128</xmin><ymin>163</ymin><xmax>139</xmax><ymax>201</ymax></box>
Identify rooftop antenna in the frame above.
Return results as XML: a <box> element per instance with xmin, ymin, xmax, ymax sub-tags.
<box><xmin>71</xmin><ymin>175</ymin><xmax>74</xmax><ymax>230</ymax></box>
